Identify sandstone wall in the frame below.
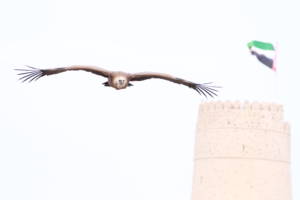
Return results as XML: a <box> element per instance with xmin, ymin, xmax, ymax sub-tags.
<box><xmin>192</xmin><ymin>101</ymin><xmax>291</xmax><ymax>200</ymax></box>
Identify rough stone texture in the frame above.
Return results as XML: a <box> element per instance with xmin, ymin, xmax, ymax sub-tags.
<box><xmin>192</xmin><ymin>101</ymin><xmax>292</xmax><ymax>200</ymax></box>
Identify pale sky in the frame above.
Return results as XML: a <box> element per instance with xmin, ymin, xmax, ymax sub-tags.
<box><xmin>0</xmin><ymin>0</ymin><xmax>299</xmax><ymax>199</ymax></box>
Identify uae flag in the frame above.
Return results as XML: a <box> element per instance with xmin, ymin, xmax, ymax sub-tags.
<box><xmin>248</xmin><ymin>40</ymin><xmax>276</xmax><ymax>71</ymax></box>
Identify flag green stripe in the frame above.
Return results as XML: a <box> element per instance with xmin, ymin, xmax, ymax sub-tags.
<box><xmin>247</xmin><ymin>40</ymin><xmax>275</xmax><ymax>50</ymax></box>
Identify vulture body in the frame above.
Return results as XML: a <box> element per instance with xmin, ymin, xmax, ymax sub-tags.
<box><xmin>15</xmin><ymin>65</ymin><xmax>219</xmax><ymax>97</ymax></box>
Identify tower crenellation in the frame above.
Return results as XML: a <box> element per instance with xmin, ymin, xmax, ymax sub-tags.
<box><xmin>198</xmin><ymin>101</ymin><xmax>289</xmax><ymax>134</ymax></box>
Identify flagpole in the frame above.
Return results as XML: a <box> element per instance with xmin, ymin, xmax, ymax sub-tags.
<box><xmin>273</xmin><ymin>42</ymin><xmax>279</xmax><ymax>103</ymax></box>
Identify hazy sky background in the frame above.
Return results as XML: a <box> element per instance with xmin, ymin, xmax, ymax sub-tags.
<box><xmin>0</xmin><ymin>0</ymin><xmax>299</xmax><ymax>199</ymax></box>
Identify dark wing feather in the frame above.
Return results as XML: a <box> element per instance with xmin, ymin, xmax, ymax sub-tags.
<box><xmin>129</xmin><ymin>72</ymin><xmax>219</xmax><ymax>97</ymax></box>
<box><xmin>15</xmin><ymin>65</ymin><xmax>111</xmax><ymax>82</ymax></box>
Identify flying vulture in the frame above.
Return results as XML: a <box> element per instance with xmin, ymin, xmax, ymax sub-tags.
<box><xmin>15</xmin><ymin>65</ymin><xmax>219</xmax><ymax>97</ymax></box>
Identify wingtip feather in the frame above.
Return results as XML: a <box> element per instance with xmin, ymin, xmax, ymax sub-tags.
<box><xmin>15</xmin><ymin>66</ymin><xmax>44</xmax><ymax>83</ymax></box>
<box><xmin>195</xmin><ymin>82</ymin><xmax>219</xmax><ymax>98</ymax></box>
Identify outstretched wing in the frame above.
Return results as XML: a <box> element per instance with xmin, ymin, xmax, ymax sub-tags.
<box><xmin>130</xmin><ymin>72</ymin><xmax>219</xmax><ymax>97</ymax></box>
<box><xmin>15</xmin><ymin>65</ymin><xmax>111</xmax><ymax>82</ymax></box>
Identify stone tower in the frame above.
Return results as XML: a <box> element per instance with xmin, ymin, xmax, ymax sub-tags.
<box><xmin>192</xmin><ymin>101</ymin><xmax>291</xmax><ymax>200</ymax></box>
